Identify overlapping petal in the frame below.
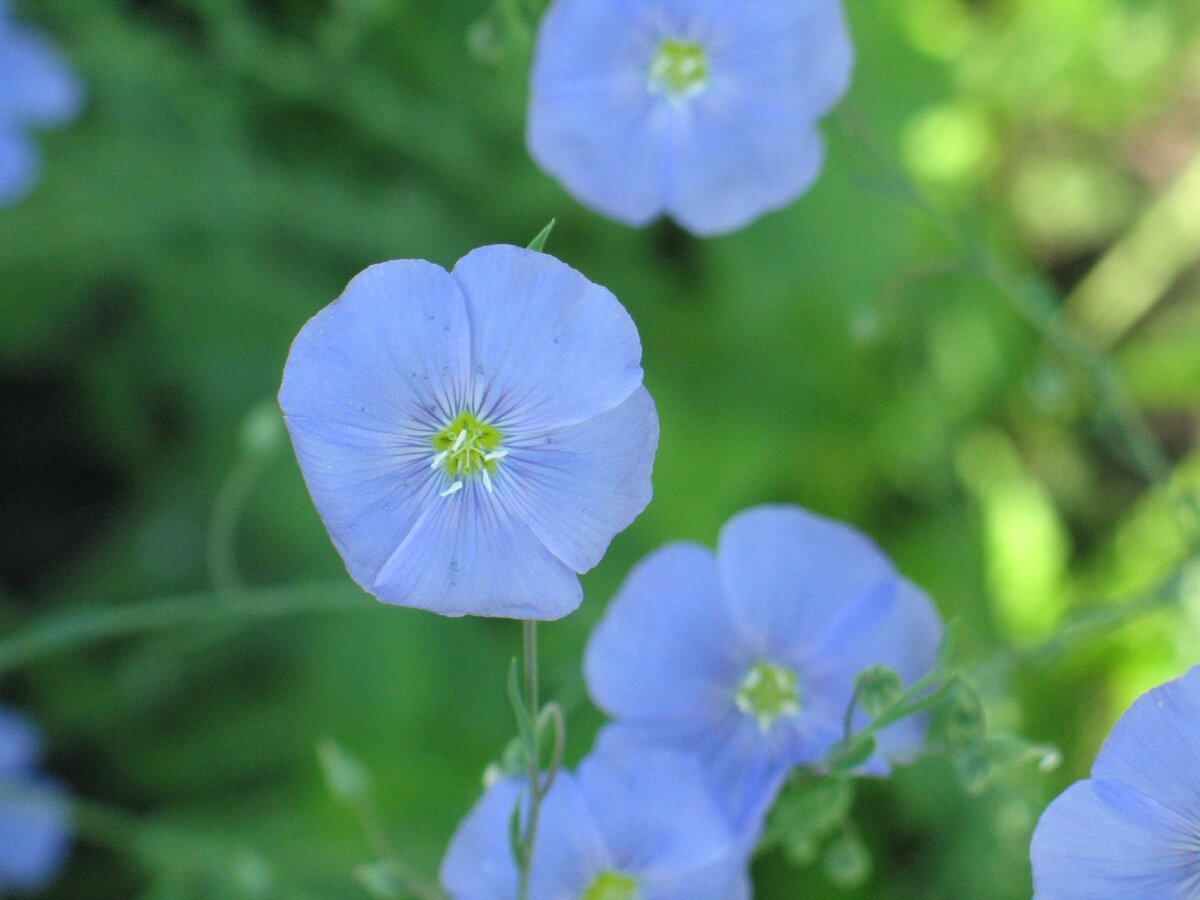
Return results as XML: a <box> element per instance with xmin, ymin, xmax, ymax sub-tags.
<box><xmin>715</xmin><ymin>505</ymin><xmax>897</xmax><ymax>655</ymax></box>
<box><xmin>500</xmin><ymin>386</ymin><xmax>657</xmax><ymax>575</ymax></box>
<box><xmin>585</xmin><ymin>542</ymin><xmax>741</xmax><ymax>721</ymax></box>
<box><xmin>450</xmin><ymin>246</ymin><xmax>644</xmax><ymax>430</ymax></box>
<box><xmin>439</xmin><ymin>778</ymin><xmax>521</xmax><ymax>900</ymax></box>
<box><xmin>0</xmin><ymin>777</ymin><xmax>70</xmax><ymax>892</ymax></box>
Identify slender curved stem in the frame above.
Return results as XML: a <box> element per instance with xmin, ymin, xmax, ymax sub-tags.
<box><xmin>517</xmin><ymin>619</ymin><xmax>541</xmax><ymax>900</ymax></box>
<box><xmin>0</xmin><ymin>582</ymin><xmax>369</xmax><ymax>676</ymax></box>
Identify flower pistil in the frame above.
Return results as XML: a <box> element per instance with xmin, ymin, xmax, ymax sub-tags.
<box><xmin>430</xmin><ymin>411</ymin><xmax>508</xmax><ymax>497</ymax></box>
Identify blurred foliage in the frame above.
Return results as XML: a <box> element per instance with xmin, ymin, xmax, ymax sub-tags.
<box><xmin>2</xmin><ymin>0</ymin><xmax>1200</xmax><ymax>897</ymax></box>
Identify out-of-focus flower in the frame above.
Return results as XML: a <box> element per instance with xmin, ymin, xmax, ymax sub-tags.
<box><xmin>279</xmin><ymin>245</ymin><xmax>657</xmax><ymax>620</ymax></box>
<box><xmin>0</xmin><ymin>2</ymin><xmax>82</xmax><ymax>204</ymax></box>
<box><xmin>0</xmin><ymin>708</ymin><xmax>70</xmax><ymax>892</ymax></box>
<box><xmin>1031</xmin><ymin>666</ymin><xmax>1200</xmax><ymax>898</ymax></box>
<box><xmin>440</xmin><ymin>746</ymin><xmax>749</xmax><ymax>899</ymax></box>
<box><xmin>585</xmin><ymin>505</ymin><xmax>942</xmax><ymax>826</ymax></box>
<box><xmin>527</xmin><ymin>0</ymin><xmax>853</xmax><ymax>236</ymax></box>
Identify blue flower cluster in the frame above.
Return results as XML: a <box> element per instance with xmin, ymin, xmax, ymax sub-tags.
<box><xmin>0</xmin><ymin>708</ymin><xmax>70</xmax><ymax>892</ymax></box>
<box><xmin>437</xmin><ymin>506</ymin><xmax>942</xmax><ymax>897</ymax></box>
<box><xmin>0</xmin><ymin>1</ymin><xmax>81</xmax><ymax>205</ymax></box>
<box><xmin>1031</xmin><ymin>666</ymin><xmax>1200</xmax><ymax>898</ymax></box>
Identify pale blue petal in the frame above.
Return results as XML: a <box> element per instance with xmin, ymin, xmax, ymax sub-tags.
<box><xmin>801</xmin><ymin>578</ymin><xmax>942</xmax><ymax>771</ymax></box>
<box><xmin>282</xmin><ymin>416</ymin><xmax>442</xmax><ymax>601</ymax></box>
<box><xmin>450</xmin><ymin>246</ymin><xmax>644</xmax><ymax>430</ymax></box>
<box><xmin>371</xmin><ymin>485</ymin><xmax>583</xmax><ymax>619</ymax></box>
<box><xmin>528</xmin><ymin>773</ymin><xmax>610</xmax><ymax>897</ymax></box>
<box><xmin>664</xmin><ymin>104</ymin><xmax>825</xmax><ymax>237</ymax></box>
<box><xmin>1090</xmin><ymin>666</ymin><xmax>1200</xmax><ymax>822</ymax></box>
<box><xmin>0</xmin><ymin>776</ymin><xmax>70</xmax><ymax>892</ymax></box>
<box><xmin>279</xmin><ymin>260</ymin><xmax>474</xmax><ymax>600</ymax></box>
<box><xmin>577</xmin><ymin>746</ymin><xmax>734</xmax><ymax>876</ymax></box>
<box><xmin>1031</xmin><ymin>779</ymin><xmax>1200</xmax><ymax>898</ymax></box>
<box><xmin>498</xmin><ymin>386</ymin><xmax>657</xmax><ymax>573</ymax></box>
<box><xmin>585</xmin><ymin>542</ymin><xmax>741</xmax><ymax>721</ymax></box>
<box><xmin>527</xmin><ymin>1</ymin><xmax>670</xmax><ymax>226</ymax></box>
<box><xmin>0</xmin><ymin>127</ymin><xmax>35</xmax><ymax>206</ymax></box>
<box><xmin>439</xmin><ymin>779</ymin><xmax>520</xmax><ymax>900</ymax></box>
<box><xmin>594</xmin><ymin>722</ymin><xmax>787</xmax><ymax>835</ymax></box>
<box><xmin>715</xmin><ymin>505</ymin><xmax>897</xmax><ymax>656</ymax></box>
<box><xmin>0</xmin><ymin>25</ymin><xmax>83</xmax><ymax>127</ymax></box>
<box><xmin>280</xmin><ymin>259</ymin><xmax>472</xmax><ymax>434</ymax></box>
<box><xmin>0</xmin><ymin>709</ymin><xmax>38</xmax><ymax>777</ymax></box>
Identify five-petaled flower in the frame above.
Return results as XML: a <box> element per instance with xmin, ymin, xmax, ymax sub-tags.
<box><xmin>1031</xmin><ymin>665</ymin><xmax>1200</xmax><ymax>898</ymax></box>
<box><xmin>527</xmin><ymin>0</ymin><xmax>853</xmax><ymax>236</ymax></box>
<box><xmin>440</xmin><ymin>745</ymin><xmax>749</xmax><ymax>899</ymax></box>
<box><xmin>0</xmin><ymin>708</ymin><xmax>70</xmax><ymax>893</ymax></box>
<box><xmin>279</xmin><ymin>245</ymin><xmax>658</xmax><ymax>620</ymax></box>
<box><xmin>585</xmin><ymin>504</ymin><xmax>942</xmax><ymax>827</ymax></box>
<box><xmin>0</xmin><ymin>1</ymin><xmax>82</xmax><ymax>205</ymax></box>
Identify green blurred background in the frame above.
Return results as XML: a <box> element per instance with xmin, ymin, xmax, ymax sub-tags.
<box><xmin>3</xmin><ymin>0</ymin><xmax>1200</xmax><ymax>896</ymax></box>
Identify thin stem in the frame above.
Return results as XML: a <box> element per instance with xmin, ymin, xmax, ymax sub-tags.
<box><xmin>0</xmin><ymin>582</ymin><xmax>368</xmax><ymax>676</ymax></box>
<box><xmin>517</xmin><ymin>619</ymin><xmax>541</xmax><ymax>900</ymax></box>
<box><xmin>206</xmin><ymin>449</ymin><xmax>269</xmax><ymax>593</ymax></box>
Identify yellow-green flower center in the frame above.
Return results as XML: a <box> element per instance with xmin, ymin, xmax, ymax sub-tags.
<box><xmin>581</xmin><ymin>870</ymin><xmax>640</xmax><ymax>900</ymax></box>
<box><xmin>648</xmin><ymin>38</ymin><xmax>709</xmax><ymax>102</ymax></box>
<box><xmin>735</xmin><ymin>660</ymin><xmax>800</xmax><ymax>733</ymax></box>
<box><xmin>430</xmin><ymin>411</ymin><xmax>506</xmax><ymax>497</ymax></box>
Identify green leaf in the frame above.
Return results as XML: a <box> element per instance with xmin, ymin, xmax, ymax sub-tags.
<box><xmin>317</xmin><ymin>738</ymin><xmax>371</xmax><ymax>804</ymax></box>
<box><xmin>527</xmin><ymin>219</ymin><xmax>556</xmax><ymax>253</ymax></box>
<box><xmin>829</xmin><ymin>735</ymin><xmax>877</xmax><ymax>774</ymax></box>
<box><xmin>823</xmin><ymin>829</ymin><xmax>872</xmax><ymax>888</ymax></box>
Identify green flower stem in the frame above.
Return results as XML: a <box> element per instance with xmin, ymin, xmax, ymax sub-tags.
<box><xmin>517</xmin><ymin>619</ymin><xmax>542</xmax><ymax>900</ymax></box>
<box><xmin>0</xmin><ymin>582</ymin><xmax>369</xmax><ymax>677</ymax></box>
<box><xmin>206</xmin><ymin>445</ymin><xmax>271</xmax><ymax>593</ymax></box>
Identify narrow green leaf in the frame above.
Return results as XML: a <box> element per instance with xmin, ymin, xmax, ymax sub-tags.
<box><xmin>527</xmin><ymin>219</ymin><xmax>556</xmax><ymax>253</ymax></box>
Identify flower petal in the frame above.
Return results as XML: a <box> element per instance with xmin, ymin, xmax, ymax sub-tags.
<box><xmin>576</xmin><ymin>745</ymin><xmax>740</xmax><ymax>892</ymax></box>
<box><xmin>0</xmin><ymin>709</ymin><xmax>39</xmax><ymax>778</ymax></box>
<box><xmin>498</xmin><ymin>386</ymin><xmax>657</xmax><ymax>573</ymax></box>
<box><xmin>0</xmin><ymin>776</ymin><xmax>69</xmax><ymax>892</ymax></box>
<box><xmin>1090</xmin><ymin>665</ymin><xmax>1200</xmax><ymax>822</ymax></box>
<box><xmin>439</xmin><ymin>779</ymin><xmax>521</xmax><ymax>900</ymax></box>
<box><xmin>0</xmin><ymin>24</ymin><xmax>82</xmax><ymax>128</ymax></box>
<box><xmin>0</xmin><ymin>128</ymin><xmax>35</xmax><ymax>206</ymax></box>
<box><xmin>527</xmin><ymin>2</ymin><xmax>670</xmax><ymax>226</ymax></box>
<box><xmin>585</xmin><ymin>542</ymin><xmax>741</xmax><ymax>722</ymax></box>
<box><xmin>1031</xmin><ymin>779</ymin><xmax>1200</xmax><ymax>898</ymax></box>
<box><xmin>715</xmin><ymin>505</ymin><xmax>897</xmax><ymax>657</ymax></box>
<box><xmin>528</xmin><ymin>773</ymin><xmax>611</xmax><ymax>897</ymax></box>
<box><xmin>279</xmin><ymin>260</ymin><xmax>476</xmax><ymax>598</ymax></box>
<box><xmin>451</xmin><ymin>246</ymin><xmax>644</xmax><ymax>430</ymax></box>
<box><xmin>371</xmin><ymin>485</ymin><xmax>583</xmax><ymax>619</ymax></box>
<box><xmin>279</xmin><ymin>259</ymin><xmax>472</xmax><ymax>435</ymax></box>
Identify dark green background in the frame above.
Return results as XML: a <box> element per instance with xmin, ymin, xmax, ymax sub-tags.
<box><xmin>3</xmin><ymin>0</ymin><xmax>1200</xmax><ymax>896</ymax></box>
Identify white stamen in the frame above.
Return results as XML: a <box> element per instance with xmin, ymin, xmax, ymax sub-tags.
<box><xmin>484</xmin><ymin>449</ymin><xmax>509</xmax><ymax>462</ymax></box>
<box><xmin>481</xmin><ymin>468</ymin><xmax>493</xmax><ymax>494</ymax></box>
<box><xmin>439</xmin><ymin>481</ymin><xmax>464</xmax><ymax>498</ymax></box>
<box><xmin>451</xmin><ymin>429</ymin><xmax>468</xmax><ymax>452</ymax></box>
<box><xmin>429</xmin><ymin>449</ymin><xmax>449</xmax><ymax>470</ymax></box>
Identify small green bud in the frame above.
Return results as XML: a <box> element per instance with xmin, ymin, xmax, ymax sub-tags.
<box><xmin>823</xmin><ymin>829</ymin><xmax>872</xmax><ymax>888</ymax></box>
<box><xmin>239</xmin><ymin>399</ymin><xmax>285</xmax><ymax>456</ymax></box>
<box><xmin>954</xmin><ymin>744</ymin><xmax>994</xmax><ymax>795</ymax></box>
<box><xmin>854</xmin><ymin>665</ymin><xmax>904</xmax><ymax>718</ymax></box>
<box><xmin>317</xmin><ymin>738</ymin><xmax>371</xmax><ymax>804</ymax></box>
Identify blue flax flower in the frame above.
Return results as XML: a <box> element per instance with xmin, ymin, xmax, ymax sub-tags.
<box><xmin>1031</xmin><ymin>666</ymin><xmax>1200</xmax><ymax>898</ymax></box>
<box><xmin>585</xmin><ymin>504</ymin><xmax>942</xmax><ymax>827</ymax></box>
<box><xmin>279</xmin><ymin>245</ymin><xmax>658</xmax><ymax>620</ymax></box>
<box><xmin>0</xmin><ymin>708</ymin><xmax>70</xmax><ymax>892</ymax></box>
<box><xmin>527</xmin><ymin>0</ymin><xmax>853</xmax><ymax>236</ymax></box>
<box><xmin>440</xmin><ymin>745</ymin><xmax>749</xmax><ymax>899</ymax></box>
<box><xmin>0</xmin><ymin>1</ymin><xmax>82</xmax><ymax>204</ymax></box>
